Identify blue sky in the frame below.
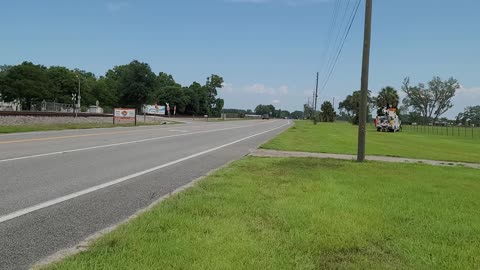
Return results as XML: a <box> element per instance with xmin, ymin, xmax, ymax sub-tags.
<box><xmin>1</xmin><ymin>0</ymin><xmax>479</xmax><ymax>117</ymax></box>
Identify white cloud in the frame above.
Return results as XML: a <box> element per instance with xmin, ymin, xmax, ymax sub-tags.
<box><xmin>453</xmin><ymin>86</ymin><xmax>480</xmax><ymax>110</ymax></box>
<box><xmin>272</xmin><ymin>99</ymin><xmax>281</xmax><ymax>104</ymax></box>
<box><xmin>222</xmin><ymin>82</ymin><xmax>234</xmax><ymax>93</ymax></box>
<box><xmin>244</xmin><ymin>83</ymin><xmax>289</xmax><ymax>96</ymax></box>
<box><xmin>244</xmin><ymin>83</ymin><xmax>276</xmax><ymax>95</ymax></box>
<box><xmin>106</xmin><ymin>2</ymin><xmax>130</xmax><ymax>12</ymax></box>
<box><xmin>439</xmin><ymin>86</ymin><xmax>480</xmax><ymax>118</ymax></box>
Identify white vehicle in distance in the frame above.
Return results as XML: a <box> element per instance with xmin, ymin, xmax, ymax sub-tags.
<box><xmin>375</xmin><ymin>108</ymin><xmax>401</xmax><ymax>132</ymax></box>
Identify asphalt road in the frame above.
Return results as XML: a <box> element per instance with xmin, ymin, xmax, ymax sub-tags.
<box><xmin>0</xmin><ymin>119</ymin><xmax>291</xmax><ymax>269</ymax></box>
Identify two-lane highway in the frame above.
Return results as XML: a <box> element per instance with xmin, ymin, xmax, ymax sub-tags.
<box><xmin>0</xmin><ymin>119</ymin><xmax>291</xmax><ymax>269</ymax></box>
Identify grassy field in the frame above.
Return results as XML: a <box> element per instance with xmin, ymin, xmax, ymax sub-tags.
<box><xmin>0</xmin><ymin>121</ymin><xmax>172</xmax><ymax>134</ymax></box>
<box><xmin>262</xmin><ymin>121</ymin><xmax>480</xmax><ymax>163</ymax></box>
<box><xmin>45</xmin><ymin>157</ymin><xmax>480</xmax><ymax>270</ymax></box>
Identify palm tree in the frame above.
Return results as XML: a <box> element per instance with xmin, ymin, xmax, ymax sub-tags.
<box><xmin>320</xmin><ymin>101</ymin><xmax>336</xmax><ymax>122</ymax></box>
<box><xmin>376</xmin><ymin>86</ymin><xmax>399</xmax><ymax>109</ymax></box>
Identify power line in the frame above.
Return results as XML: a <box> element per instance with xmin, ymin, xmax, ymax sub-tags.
<box><xmin>319</xmin><ymin>0</ymin><xmax>362</xmax><ymax>93</ymax></box>
<box><xmin>313</xmin><ymin>0</ymin><xmax>361</xmax><ymax>113</ymax></box>
<box><xmin>322</xmin><ymin>0</ymin><xmax>353</xmax><ymax>81</ymax></box>
<box><xmin>317</xmin><ymin>0</ymin><xmax>342</xmax><ymax>79</ymax></box>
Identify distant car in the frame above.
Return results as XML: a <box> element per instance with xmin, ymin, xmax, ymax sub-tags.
<box><xmin>262</xmin><ymin>114</ymin><xmax>270</xmax><ymax>120</ymax></box>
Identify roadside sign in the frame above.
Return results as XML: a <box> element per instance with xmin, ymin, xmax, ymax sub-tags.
<box><xmin>114</xmin><ymin>108</ymin><xmax>136</xmax><ymax>119</ymax></box>
<box><xmin>143</xmin><ymin>105</ymin><xmax>166</xmax><ymax>115</ymax></box>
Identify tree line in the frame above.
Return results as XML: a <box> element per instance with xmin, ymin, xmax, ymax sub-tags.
<box><xmin>303</xmin><ymin>101</ymin><xmax>336</xmax><ymax>123</ymax></box>
<box><xmin>0</xmin><ymin>61</ymin><xmax>225</xmax><ymax>116</ymax></box>
<box><xmin>222</xmin><ymin>105</ymin><xmax>303</xmax><ymax>119</ymax></box>
<box><xmin>335</xmin><ymin>76</ymin><xmax>478</xmax><ymax>126</ymax></box>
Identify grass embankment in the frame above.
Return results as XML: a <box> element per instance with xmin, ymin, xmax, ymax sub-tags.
<box><xmin>262</xmin><ymin>121</ymin><xmax>480</xmax><ymax>163</ymax></box>
<box><xmin>0</xmin><ymin>121</ymin><xmax>171</xmax><ymax>134</ymax></box>
<box><xmin>46</xmin><ymin>157</ymin><xmax>480</xmax><ymax>270</ymax></box>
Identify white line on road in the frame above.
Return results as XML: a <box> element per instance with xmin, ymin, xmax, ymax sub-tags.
<box><xmin>0</xmin><ymin>122</ymin><xmax>290</xmax><ymax>224</ymax></box>
<box><xmin>0</xmin><ymin>121</ymin><xmax>280</xmax><ymax>163</ymax></box>
<box><xmin>168</xmin><ymin>129</ymin><xmax>188</xmax><ymax>133</ymax></box>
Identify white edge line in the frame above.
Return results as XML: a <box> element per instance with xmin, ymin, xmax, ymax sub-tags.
<box><xmin>33</xmin><ymin>159</ymin><xmax>238</xmax><ymax>269</ymax></box>
<box><xmin>0</xmin><ymin>122</ymin><xmax>290</xmax><ymax>224</ymax></box>
<box><xmin>0</xmin><ymin>121</ymin><xmax>279</xmax><ymax>163</ymax></box>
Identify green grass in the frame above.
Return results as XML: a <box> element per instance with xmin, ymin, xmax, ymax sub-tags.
<box><xmin>262</xmin><ymin>121</ymin><xmax>480</xmax><ymax>163</ymax></box>
<box><xmin>0</xmin><ymin>121</ymin><xmax>173</xmax><ymax>134</ymax></box>
<box><xmin>46</xmin><ymin>157</ymin><xmax>480</xmax><ymax>270</ymax></box>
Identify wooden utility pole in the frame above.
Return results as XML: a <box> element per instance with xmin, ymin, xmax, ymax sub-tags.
<box><xmin>357</xmin><ymin>0</ymin><xmax>373</xmax><ymax>162</ymax></box>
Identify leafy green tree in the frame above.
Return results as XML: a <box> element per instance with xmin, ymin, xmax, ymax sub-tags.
<box><xmin>157</xmin><ymin>72</ymin><xmax>180</xmax><ymax>88</ymax></box>
<box><xmin>456</xmin><ymin>105</ymin><xmax>480</xmax><ymax>126</ymax></box>
<box><xmin>106</xmin><ymin>60</ymin><xmax>157</xmax><ymax>109</ymax></box>
<box><xmin>402</xmin><ymin>77</ymin><xmax>459</xmax><ymax>123</ymax></box>
<box><xmin>290</xmin><ymin>110</ymin><xmax>304</xmax><ymax>119</ymax></box>
<box><xmin>398</xmin><ymin>105</ymin><xmax>423</xmax><ymax>124</ymax></box>
<box><xmin>0</xmin><ymin>66</ymin><xmax>10</xmax><ymax>100</ymax></box>
<box><xmin>282</xmin><ymin>110</ymin><xmax>291</xmax><ymax>118</ymax></box>
<box><xmin>153</xmin><ymin>85</ymin><xmax>188</xmax><ymax>114</ymax></box>
<box><xmin>319</xmin><ymin>101</ymin><xmax>336</xmax><ymax>122</ymax></box>
<box><xmin>274</xmin><ymin>110</ymin><xmax>290</xmax><ymax>118</ymax></box>
<box><xmin>214</xmin><ymin>99</ymin><xmax>225</xmax><ymax>116</ymax></box>
<box><xmin>336</xmin><ymin>111</ymin><xmax>351</xmax><ymax>122</ymax></box>
<box><xmin>338</xmin><ymin>90</ymin><xmax>373</xmax><ymax>125</ymax></box>
<box><xmin>0</xmin><ymin>65</ymin><xmax>10</xmax><ymax>73</ymax></box>
<box><xmin>1</xmin><ymin>62</ymin><xmax>50</xmax><ymax>108</ymax></box>
<box><xmin>82</xmin><ymin>71</ymin><xmax>103</xmax><ymax>110</ymax></box>
<box><xmin>92</xmin><ymin>76</ymin><xmax>119</xmax><ymax>110</ymax></box>
<box><xmin>303</xmin><ymin>104</ymin><xmax>313</xmax><ymax>119</ymax></box>
<box><xmin>0</xmin><ymin>61</ymin><xmax>226</xmax><ymax>116</ymax></box>
<box><xmin>222</xmin><ymin>108</ymin><xmax>247</xmax><ymax>118</ymax></box>
<box><xmin>184</xmin><ymin>82</ymin><xmax>203</xmax><ymax>115</ymax></box>
<box><xmin>204</xmin><ymin>75</ymin><xmax>224</xmax><ymax>116</ymax></box>
<box><xmin>47</xmin><ymin>66</ymin><xmax>77</xmax><ymax>104</ymax></box>
<box><xmin>151</xmin><ymin>72</ymin><xmax>185</xmax><ymax>113</ymax></box>
<box><xmin>255</xmin><ymin>104</ymin><xmax>275</xmax><ymax>116</ymax></box>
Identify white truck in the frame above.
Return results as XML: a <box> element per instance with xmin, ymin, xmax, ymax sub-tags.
<box><xmin>375</xmin><ymin>108</ymin><xmax>401</xmax><ymax>132</ymax></box>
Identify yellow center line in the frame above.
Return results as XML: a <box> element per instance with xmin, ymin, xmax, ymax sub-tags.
<box><xmin>0</xmin><ymin>120</ymin><xmax>274</xmax><ymax>145</ymax></box>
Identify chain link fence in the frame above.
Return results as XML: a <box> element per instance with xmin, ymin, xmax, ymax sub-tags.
<box><xmin>29</xmin><ymin>100</ymin><xmax>75</xmax><ymax>113</ymax></box>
